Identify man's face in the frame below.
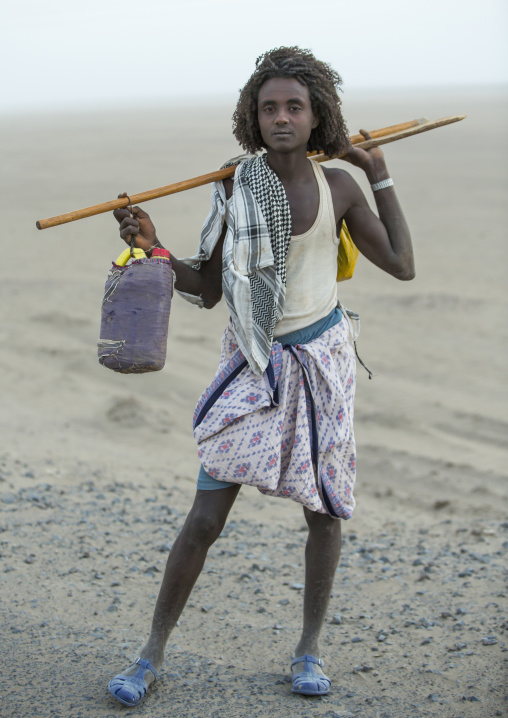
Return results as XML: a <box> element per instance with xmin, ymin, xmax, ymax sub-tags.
<box><xmin>257</xmin><ymin>77</ymin><xmax>319</xmax><ymax>153</ymax></box>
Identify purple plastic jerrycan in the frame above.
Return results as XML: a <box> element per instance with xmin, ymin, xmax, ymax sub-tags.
<box><xmin>98</xmin><ymin>247</ymin><xmax>173</xmax><ymax>373</ymax></box>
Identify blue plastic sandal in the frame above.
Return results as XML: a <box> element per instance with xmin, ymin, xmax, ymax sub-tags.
<box><xmin>291</xmin><ymin>654</ymin><xmax>331</xmax><ymax>696</ymax></box>
<box><xmin>108</xmin><ymin>657</ymin><xmax>159</xmax><ymax>707</ymax></box>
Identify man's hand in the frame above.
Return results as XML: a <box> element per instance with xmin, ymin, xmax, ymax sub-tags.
<box><xmin>343</xmin><ymin>130</ymin><xmax>389</xmax><ymax>185</ymax></box>
<box><xmin>113</xmin><ymin>193</ymin><xmax>161</xmax><ymax>254</ymax></box>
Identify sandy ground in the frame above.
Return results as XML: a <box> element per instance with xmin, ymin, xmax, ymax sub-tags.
<box><xmin>1</xmin><ymin>87</ymin><xmax>507</xmax><ymax>717</ymax></box>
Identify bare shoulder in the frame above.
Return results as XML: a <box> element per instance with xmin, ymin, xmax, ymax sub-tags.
<box><xmin>321</xmin><ymin>166</ymin><xmax>365</xmax><ymax>221</ymax></box>
<box><xmin>321</xmin><ymin>166</ymin><xmax>358</xmax><ymax>197</ymax></box>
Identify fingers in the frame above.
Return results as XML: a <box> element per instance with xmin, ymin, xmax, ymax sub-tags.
<box><xmin>119</xmin><ymin>216</ymin><xmax>139</xmax><ymax>241</ymax></box>
<box><xmin>116</xmin><ymin>193</ymin><xmax>132</xmax><ymax>213</ymax></box>
<box><xmin>131</xmin><ymin>205</ymin><xmax>150</xmax><ymax>219</ymax></box>
<box><xmin>113</xmin><ymin>207</ymin><xmax>131</xmax><ymax>223</ymax></box>
<box><xmin>114</xmin><ymin>194</ymin><xmax>132</xmax><ymax>224</ymax></box>
<box><xmin>113</xmin><ymin>195</ymin><xmax>153</xmax><ymax>247</ymax></box>
<box><xmin>115</xmin><ymin>194</ymin><xmax>145</xmax><ymax>215</ymax></box>
<box><xmin>359</xmin><ymin>129</ymin><xmax>373</xmax><ymax>140</ymax></box>
<box><xmin>113</xmin><ymin>205</ymin><xmax>150</xmax><ymax>223</ymax></box>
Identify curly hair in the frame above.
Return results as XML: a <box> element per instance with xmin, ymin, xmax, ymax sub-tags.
<box><xmin>232</xmin><ymin>46</ymin><xmax>350</xmax><ymax>157</ymax></box>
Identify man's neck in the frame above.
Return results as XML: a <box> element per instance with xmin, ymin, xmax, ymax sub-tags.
<box><xmin>265</xmin><ymin>149</ymin><xmax>313</xmax><ymax>185</ymax></box>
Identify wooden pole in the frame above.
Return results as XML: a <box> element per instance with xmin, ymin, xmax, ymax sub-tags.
<box><xmin>36</xmin><ymin>115</ymin><xmax>465</xmax><ymax>231</ymax></box>
<box><xmin>310</xmin><ymin>115</ymin><xmax>466</xmax><ymax>165</ymax></box>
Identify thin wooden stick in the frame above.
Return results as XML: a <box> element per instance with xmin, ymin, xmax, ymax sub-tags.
<box><xmin>311</xmin><ymin>115</ymin><xmax>466</xmax><ymax>165</ymax></box>
<box><xmin>36</xmin><ymin>115</ymin><xmax>465</xmax><ymax>230</ymax></box>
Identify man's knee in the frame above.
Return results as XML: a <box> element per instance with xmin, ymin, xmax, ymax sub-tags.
<box><xmin>183</xmin><ymin>503</ymin><xmax>227</xmax><ymax>547</ymax></box>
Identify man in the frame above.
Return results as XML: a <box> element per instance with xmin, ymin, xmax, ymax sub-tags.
<box><xmin>108</xmin><ymin>46</ymin><xmax>414</xmax><ymax>707</ymax></box>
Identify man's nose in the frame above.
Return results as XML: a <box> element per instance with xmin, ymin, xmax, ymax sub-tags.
<box><xmin>275</xmin><ymin>109</ymin><xmax>289</xmax><ymax>124</ymax></box>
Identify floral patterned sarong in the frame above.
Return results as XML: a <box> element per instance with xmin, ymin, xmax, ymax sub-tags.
<box><xmin>193</xmin><ymin>318</ymin><xmax>357</xmax><ymax>519</ymax></box>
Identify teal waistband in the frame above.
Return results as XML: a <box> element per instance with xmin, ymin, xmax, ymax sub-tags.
<box><xmin>275</xmin><ymin>307</ymin><xmax>342</xmax><ymax>347</ymax></box>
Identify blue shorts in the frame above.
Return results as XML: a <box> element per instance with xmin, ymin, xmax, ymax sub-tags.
<box><xmin>196</xmin><ymin>307</ymin><xmax>343</xmax><ymax>491</ymax></box>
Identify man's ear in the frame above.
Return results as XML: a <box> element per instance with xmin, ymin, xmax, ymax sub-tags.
<box><xmin>311</xmin><ymin>114</ymin><xmax>319</xmax><ymax>130</ymax></box>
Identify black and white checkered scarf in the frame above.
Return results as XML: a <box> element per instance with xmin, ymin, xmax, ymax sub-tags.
<box><xmin>178</xmin><ymin>154</ymin><xmax>292</xmax><ymax>375</ymax></box>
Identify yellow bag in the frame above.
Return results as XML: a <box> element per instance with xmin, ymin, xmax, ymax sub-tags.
<box><xmin>336</xmin><ymin>221</ymin><xmax>359</xmax><ymax>282</ymax></box>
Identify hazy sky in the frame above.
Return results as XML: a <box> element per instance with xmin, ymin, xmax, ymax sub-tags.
<box><xmin>3</xmin><ymin>0</ymin><xmax>507</xmax><ymax>112</ymax></box>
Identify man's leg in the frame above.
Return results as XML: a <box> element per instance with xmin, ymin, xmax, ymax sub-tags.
<box><xmin>112</xmin><ymin>484</ymin><xmax>241</xmax><ymax>684</ymax></box>
<box><xmin>292</xmin><ymin>507</ymin><xmax>342</xmax><ymax>685</ymax></box>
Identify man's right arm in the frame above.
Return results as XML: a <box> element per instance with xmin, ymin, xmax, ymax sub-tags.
<box><xmin>172</xmin><ymin>228</ymin><xmax>226</xmax><ymax>309</ymax></box>
<box><xmin>113</xmin><ymin>179</ymin><xmax>233</xmax><ymax>309</ymax></box>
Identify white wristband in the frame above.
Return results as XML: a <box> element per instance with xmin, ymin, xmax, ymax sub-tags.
<box><xmin>371</xmin><ymin>178</ymin><xmax>394</xmax><ymax>192</ymax></box>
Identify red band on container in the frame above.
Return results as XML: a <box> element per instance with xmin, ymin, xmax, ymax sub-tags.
<box><xmin>152</xmin><ymin>248</ymin><xmax>170</xmax><ymax>259</ymax></box>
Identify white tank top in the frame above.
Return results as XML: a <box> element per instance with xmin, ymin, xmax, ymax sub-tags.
<box><xmin>273</xmin><ymin>161</ymin><xmax>339</xmax><ymax>338</ymax></box>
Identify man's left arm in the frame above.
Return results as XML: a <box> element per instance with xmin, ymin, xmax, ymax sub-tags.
<box><xmin>335</xmin><ymin>131</ymin><xmax>415</xmax><ymax>281</ymax></box>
